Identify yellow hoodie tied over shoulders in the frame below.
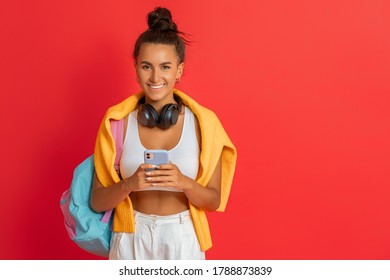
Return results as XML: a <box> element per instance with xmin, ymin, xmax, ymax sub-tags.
<box><xmin>94</xmin><ymin>89</ymin><xmax>237</xmax><ymax>251</ymax></box>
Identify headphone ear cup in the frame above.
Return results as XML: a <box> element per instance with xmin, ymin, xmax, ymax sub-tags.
<box><xmin>138</xmin><ymin>104</ymin><xmax>159</xmax><ymax>128</ymax></box>
<box><xmin>159</xmin><ymin>104</ymin><xmax>179</xmax><ymax>129</ymax></box>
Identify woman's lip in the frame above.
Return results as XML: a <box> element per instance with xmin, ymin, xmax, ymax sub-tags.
<box><xmin>147</xmin><ymin>83</ymin><xmax>166</xmax><ymax>89</ymax></box>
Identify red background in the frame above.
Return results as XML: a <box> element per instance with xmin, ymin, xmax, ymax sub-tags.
<box><xmin>1</xmin><ymin>0</ymin><xmax>389</xmax><ymax>259</ymax></box>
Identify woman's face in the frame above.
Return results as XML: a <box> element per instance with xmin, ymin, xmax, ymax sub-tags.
<box><xmin>135</xmin><ymin>43</ymin><xmax>184</xmax><ymax>106</ymax></box>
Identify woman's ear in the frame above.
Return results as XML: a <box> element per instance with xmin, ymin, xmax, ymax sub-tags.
<box><xmin>177</xmin><ymin>63</ymin><xmax>184</xmax><ymax>78</ymax></box>
<box><xmin>134</xmin><ymin>61</ymin><xmax>139</xmax><ymax>83</ymax></box>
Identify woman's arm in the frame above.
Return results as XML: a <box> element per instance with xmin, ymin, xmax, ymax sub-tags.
<box><xmin>144</xmin><ymin>156</ymin><xmax>222</xmax><ymax>211</ymax></box>
<box><xmin>90</xmin><ymin>174</ymin><xmax>130</xmax><ymax>213</ymax></box>
<box><xmin>90</xmin><ymin>163</ymin><xmax>157</xmax><ymax>213</ymax></box>
<box><xmin>184</xmin><ymin>111</ymin><xmax>222</xmax><ymax>211</ymax></box>
<box><xmin>183</xmin><ymin>156</ymin><xmax>222</xmax><ymax>211</ymax></box>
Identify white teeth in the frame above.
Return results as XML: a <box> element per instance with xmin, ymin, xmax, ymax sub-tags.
<box><xmin>149</xmin><ymin>84</ymin><xmax>165</xmax><ymax>89</ymax></box>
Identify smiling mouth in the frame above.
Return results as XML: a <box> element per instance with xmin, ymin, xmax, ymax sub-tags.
<box><xmin>148</xmin><ymin>83</ymin><xmax>166</xmax><ymax>89</ymax></box>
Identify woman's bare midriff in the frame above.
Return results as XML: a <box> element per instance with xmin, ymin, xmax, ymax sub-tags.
<box><xmin>130</xmin><ymin>191</ymin><xmax>189</xmax><ymax>215</ymax></box>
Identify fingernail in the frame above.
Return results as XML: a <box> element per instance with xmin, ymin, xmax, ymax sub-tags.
<box><xmin>146</xmin><ymin>171</ymin><xmax>151</xmax><ymax>176</ymax></box>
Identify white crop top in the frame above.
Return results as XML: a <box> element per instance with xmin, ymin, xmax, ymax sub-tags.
<box><xmin>120</xmin><ymin>106</ymin><xmax>200</xmax><ymax>192</ymax></box>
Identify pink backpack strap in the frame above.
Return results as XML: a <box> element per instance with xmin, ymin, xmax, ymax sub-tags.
<box><xmin>110</xmin><ymin>118</ymin><xmax>124</xmax><ymax>171</ymax></box>
<box><xmin>103</xmin><ymin>118</ymin><xmax>124</xmax><ymax>222</ymax></box>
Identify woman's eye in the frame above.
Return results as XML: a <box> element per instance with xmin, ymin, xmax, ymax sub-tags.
<box><xmin>162</xmin><ymin>65</ymin><xmax>171</xmax><ymax>70</ymax></box>
<box><xmin>142</xmin><ymin>65</ymin><xmax>151</xmax><ymax>70</ymax></box>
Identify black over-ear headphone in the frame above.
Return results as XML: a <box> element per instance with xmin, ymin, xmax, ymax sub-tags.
<box><xmin>137</xmin><ymin>94</ymin><xmax>183</xmax><ymax>129</ymax></box>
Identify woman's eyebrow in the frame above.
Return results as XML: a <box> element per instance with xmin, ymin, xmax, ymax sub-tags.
<box><xmin>140</xmin><ymin>61</ymin><xmax>172</xmax><ymax>66</ymax></box>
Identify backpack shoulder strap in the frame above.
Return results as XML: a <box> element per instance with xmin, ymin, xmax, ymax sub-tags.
<box><xmin>110</xmin><ymin>118</ymin><xmax>124</xmax><ymax>172</ymax></box>
<box><xmin>102</xmin><ymin>119</ymin><xmax>124</xmax><ymax>223</ymax></box>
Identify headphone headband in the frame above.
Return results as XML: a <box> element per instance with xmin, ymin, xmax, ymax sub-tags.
<box><xmin>138</xmin><ymin>94</ymin><xmax>182</xmax><ymax>110</ymax></box>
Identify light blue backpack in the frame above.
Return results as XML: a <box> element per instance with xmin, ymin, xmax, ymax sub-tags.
<box><xmin>60</xmin><ymin>119</ymin><xmax>123</xmax><ymax>257</ymax></box>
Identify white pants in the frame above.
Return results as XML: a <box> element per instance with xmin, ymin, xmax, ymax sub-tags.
<box><xmin>109</xmin><ymin>210</ymin><xmax>205</xmax><ymax>260</ymax></box>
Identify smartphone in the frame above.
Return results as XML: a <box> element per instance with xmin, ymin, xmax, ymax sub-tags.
<box><xmin>144</xmin><ymin>150</ymin><xmax>169</xmax><ymax>171</ymax></box>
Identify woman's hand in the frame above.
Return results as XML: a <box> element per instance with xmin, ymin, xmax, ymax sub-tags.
<box><xmin>123</xmin><ymin>163</ymin><xmax>166</xmax><ymax>191</ymax></box>
<box><xmin>91</xmin><ymin>163</ymin><xmax>158</xmax><ymax>212</ymax></box>
<box><xmin>142</xmin><ymin>157</ymin><xmax>222</xmax><ymax>212</ymax></box>
<box><xmin>125</xmin><ymin>156</ymin><xmax>222</xmax><ymax>212</ymax></box>
<box><xmin>144</xmin><ymin>163</ymin><xmax>191</xmax><ymax>191</ymax></box>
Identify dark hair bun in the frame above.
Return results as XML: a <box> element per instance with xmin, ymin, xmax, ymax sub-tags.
<box><xmin>147</xmin><ymin>7</ymin><xmax>177</xmax><ymax>32</ymax></box>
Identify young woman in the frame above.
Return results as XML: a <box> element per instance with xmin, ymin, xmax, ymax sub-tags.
<box><xmin>91</xmin><ymin>7</ymin><xmax>237</xmax><ymax>260</ymax></box>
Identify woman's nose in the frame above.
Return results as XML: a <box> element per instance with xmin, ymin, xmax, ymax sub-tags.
<box><xmin>150</xmin><ymin>69</ymin><xmax>159</xmax><ymax>83</ymax></box>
